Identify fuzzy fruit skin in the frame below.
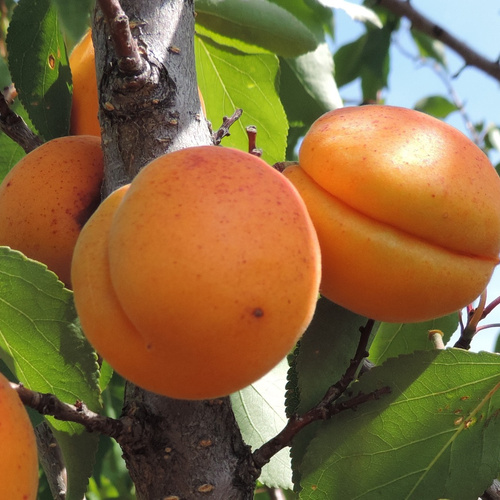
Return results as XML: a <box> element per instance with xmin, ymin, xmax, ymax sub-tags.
<box><xmin>0</xmin><ymin>372</ymin><xmax>39</xmax><ymax>499</ymax></box>
<box><xmin>283</xmin><ymin>105</ymin><xmax>500</xmax><ymax>322</ymax></box>
<box><xmin>0</xmin><ymin>135</ymin><xmax>104</xmax><ymax>287</ymax></box>
<box><xmin>69</xmin><ymin>30</ymin><xmax>101</xmax><ymax>137</ymax></box>
<box><xmin>72</xmin><ymin>146</ymin><xmax>321</xmax><ymax>400</ymax></box>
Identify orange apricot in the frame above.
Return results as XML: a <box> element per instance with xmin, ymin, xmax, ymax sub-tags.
<box><xmin>70</xmin><ymin>30</ymin><xmax>101</xmax><ymax>137</ymax></box>
<box><xmin>0</xmin><ymin>372</ymin><xmax>39</xmax><ymax>499</ymax></box>
<box><xmin>283</xmin><ymin>105</ymin><xmax>500</xmax><ymax>322</ymax></box>
<box><xmin>0</xmin><ymin>135</ymin><xmax>104</xmax><ymax>287</ymax></box>
<box><xmin>72</xmin><ymin>146</ymin><xmax>320</xmax><ymax>399</ymax></box>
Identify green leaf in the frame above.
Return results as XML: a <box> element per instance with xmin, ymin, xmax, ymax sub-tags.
<box><xmin>334</xmin><ymin>22</ymin><xmax>395</xmax><ymax>101</ymax></box>
<box><xmin>0</xmin><ymin>247</ymin><xmax>102</xmax><ymax>500</ymax></box>
<box><xmin>288</xmin><ymin>298</ymin><xmax>373</xmax><ymax>489</ymax></box>
<box><xmin>195</xmin><ymin>0</ymin><xmax>318</xmax><ymax>57</ymax></box>
<box><xmin>7</xmin><ymin>0</ymin><xmax>72</xmax><ymax>140</ymax></box>
<box><xmin>231</xmin><ymin>358</ymin><xmax>292</xmax><ymax>490</ymax></box>
<box><xmin>286</xmin><ymin>43</ymin><xmax>343</xmax><ymax>113</ymax></box>
<box><xmin>267</xmin><ymin>0</ymin><xmax>333</xmax><ymax>40</ymax></box>
<box><xmin>195</xmin><ymin>35</ymin><xmax>288</xmax><ymax>165</ymax></box>
<box><xmin>369</xmin><ymin>313</ymin><xmax>458</xmax><ymax>366</ymax></box>
<box><xmin>414</xmin><ymin>95</ymin><xmax>458</xmax><ymax>119</ymax></box>
<box><xmin>318</xmin><ymin>0</ymin><xmax>382</xmax><ymax>28</ymax></box>
<box><xmin>51</xmin><ymin>0</ymin><xmax>94</xmax><ymax>46</ymax></box>
<box><xmin>300</xmin><ymin>349</ymin><xmax>500</xmax><ymax>499</ymax></box>
<box><xmin>411</xmin><ymin>29</ymin><xmax>447</xmax><ymax>67</ymax></box>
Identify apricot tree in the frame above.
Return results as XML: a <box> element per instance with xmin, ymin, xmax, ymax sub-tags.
<box><xmin>1</xmin><ymin>1</ymin><xmax>500</xmax><ymax>499</ymax></box>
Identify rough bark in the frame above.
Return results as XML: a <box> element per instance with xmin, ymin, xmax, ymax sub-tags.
<box><xmin>92</xmin><ymin>0</ymin><xmax>257</xmax><ymax>498</ymax></box>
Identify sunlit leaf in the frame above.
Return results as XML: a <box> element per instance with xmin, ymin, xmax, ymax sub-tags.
<box><xmin>231</xmin><ymin>358</ymin><xmax>292</xmax><ymax>490</ymax></box>
<box><xmin>195</xmin><ymin>35</ymin><xmax>288</xmax><ymax>165</ymax></box>
<box><xmin>300</xmin><ymin>349</ymin><xmax>500</xmax><ymax>499</ymax></box>
<box><xmin>369</xmin><ymin>313</ymin><xmax>458</xmax><ymax>366</ymax></box>
<box><xmin>0</xmin><ymin>247</ymin><xmax>101</xmax><ymax>500</ymax></box>
<box><xmin>318</xmin><ymin>0</ymin><xmax>382</xmax><ymax>28</ymax></box>
<box><xmin>195</xmin><ymin>0</ymin><xmax>318</xmax><ymax>57</ymax></box>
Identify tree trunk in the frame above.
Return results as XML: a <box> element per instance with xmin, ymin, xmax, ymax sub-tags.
<box><xmin>92</xmin><ymin>0</ymin><xmax>257</xmax><ymax>497</ymax></box>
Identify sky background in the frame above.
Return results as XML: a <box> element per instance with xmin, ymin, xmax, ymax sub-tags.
<box><xmin>331</xmin><ymin>0</ymin><xmax>500</xmax><ymax>352</ymax></box>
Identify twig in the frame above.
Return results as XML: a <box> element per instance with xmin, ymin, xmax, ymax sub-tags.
<box><xmin>96</xmin><ymin>0</ymin><xmax>144</xmax><ymax>75</ymax></box>
<box><xmin>212</xmin><ymin>108</ymin><xmax>243</xmax><ymax>145</ymax></box>
<box><xmin>251</xmin><ymin>319</ymin><xmax>389</xmax><ymax>469</ymax></box>
<box><xmin>0</xmin><ymin>91</ymin><xmax>43</xmax><ymax>153</ymax></box>
<box><xmin>246</xmin><ymin>125</ymin><xmax>262</xmax><ymax>157</ymax></box>
<box><xmin>13</xmin><ymin>383</ymin><xmax>126</xmax><ymax>440</ymax></box>
<box><xmin>455</xmin><ymin>290</ymin><xmax>487</xmax><ymax>350</ymax></box>
<box><xmin>35</xmin><ymin>422</ymin><xmax>67</xmax><ymax>500</ymax></box>
<box><xmin>377</xmin><ymin>0</ymin><xmax>500</xmax><ymax>83</ymax></box>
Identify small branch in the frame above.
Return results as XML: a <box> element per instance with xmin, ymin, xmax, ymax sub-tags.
<box><xmin>0</xmin><ymin>91</ymin><xmax>43</xmax><ymax>153</ymax></box>
<box><xmin>13</xmin><ymin>383</ymin><xmax>125</xmax><ymax>440</ymax></box>
<box><xmin>455</xmin><ymin>290</ymin><xmax>487</xmax><ymax>350</ymax></box>
<box><xmin>377</xmin><ymin>0</ymin><xmax>500</xmax><ymax>83</ymax></box>
<box><xmin>246</xmin><ymin>125</ymin><xmax>262</xmax><ymax>157</ymax></box>
<box><xmin>252</xmin><ymin>319</ymin><xmax>385</xmax><ymax>468</ymax></box>
<box><xmin>35</xmin><ymin>422</ymin><xmax>67</xmax><ymax>500</ymax></box>
<box><xmin>96</xmin><ymin>0</ymin><xmax>144</xmax><ymax>75</ymax></box>
<box><xmin>212</xmin><ymin>108</ymin><xmax>243</xmax><ymax>145</ymax></box>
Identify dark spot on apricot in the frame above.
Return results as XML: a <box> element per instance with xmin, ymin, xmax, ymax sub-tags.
<box><xmin>252</xmin><ymin>308</ymin><xmax>264</xmax><ymax>318</ymax></box>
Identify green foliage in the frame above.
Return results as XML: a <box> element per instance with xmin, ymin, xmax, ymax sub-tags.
<box><xmin>369</xmin><ymin>313</ymin><xmax>458</xmax><ymax>366</ymax></box>
<box><xmin>0</xmin><ymin>247</ymin><xmax>102</xmax><ymax>500</ymax></box>
<box><xmin>299</xmin><ymin>349</ymin><xmax>500</xmax><ymax>499</ymax></box>
<box><xmin>1</xmin><ymin>0</ymin><xmax>500</xmax><ymax>499</ymax></box>
<box><xmin>231</xmin><ymin>358</ymin><xmax>293</xmax><ymax>490</ymax></box>
<box><xmin>6</xmin><ymin>0</ymin><xmax>72</xmax><ymax>140</ymax></box>
<box><xmin>195</xmin><ymin>0</ymin><xmax>320</xmax><ymax>58</ymax></box>
<box><xmin>195</xmin><ymin>34</ymin><xmax>288</xmax><ymax>165</ymax></box>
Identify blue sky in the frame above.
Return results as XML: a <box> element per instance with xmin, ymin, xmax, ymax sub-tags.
<box><xmin>332</xmin><ymin>1</ymin><xmax>500</xmax><ymax>351</ymax></box>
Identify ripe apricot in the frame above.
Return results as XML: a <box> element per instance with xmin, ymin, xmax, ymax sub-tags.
<box><xmin>0</xmin><ymin>372</ymin><xmax>39</xmax><ymax>499</ymax></box>
<box><xmin>70</xmin><ymin>30</ymin><xmax>101</xmax><ymax>137</ymax></box>
<box><xmin>0</xmin><ymin>135</ymin><xmax>104</xmax><ymax>287</ymax></box>
<box><xmin>72</xmin><ymin>146</ymin><xmax>320</xmax><ymax>399</ymax></box>
<box><xmin>283</xmin><ymin>105</ymin><xmax>500</xmax><ymax>322</ymax></box>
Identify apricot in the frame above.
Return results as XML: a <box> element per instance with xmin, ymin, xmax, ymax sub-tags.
<box><xmin>69</xmin><ymin>30</ymin><xmax>206</xmax><ymax>137</ymax></box>
<box><xmin>71</xmin><ymin>146</ymin><xmax>320</xmax><ymax>399</ymax></box>
<box><xmin>0</xmin><ymin>372</ymin><xmax>39</xmax><ymax>499</ymax></box>
<box><xmin>283</xmin><ymin>105</ymin><xmax>500</xmax><ymax>322</ymax></box>
<box><xmin>70</xmin><ymin>30</ymin><xmax>101</xmax><ymax>137</ymax></box>
<box><xmin>0</xmin><ymin>135</ymin><xmax>104</xmax><ymax>287</ymax></box>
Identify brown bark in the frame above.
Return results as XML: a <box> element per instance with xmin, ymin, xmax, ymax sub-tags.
<box><xmin>92</xmin><ymin>0</ymin><xmax>257</xmax><ymax>497</ymax></box>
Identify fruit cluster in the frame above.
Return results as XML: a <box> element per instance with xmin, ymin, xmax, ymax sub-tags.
<box><xmin>284</xmin><ymin>105</ymin><xmax>500</xmax><ymax>322</ymax></box>
<box><xmin>1</xmin><ymin>29</ymin><xmax>500</xmax><ymax>405</ymax></box>
<box><xmin>71</xmin><ymin>146</ymin><xmax>321</xmax><ymax>399</ymax></box>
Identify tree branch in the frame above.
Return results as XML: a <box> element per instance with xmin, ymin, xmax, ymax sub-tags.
<box><xmin>212</xmin><ymin>108</ymin><xmax>243</xmax><ymax>145</ymax></box>
<box><xmin>376</xmin><ymin>0</ymin><xmax>500</xmax><ymax>83</ymax></box>
<box><xmin>0</xmin><ymin>90</ymin><xmax>43</xmax><ymax>153</ymax></box>
<box><xmin>252</xmin><ymin>319</ymin><xmax>391</xmax><ymax>468</ymax></box>
<box><xmin>96</xmin><ymin>0</ymin><xmax>144</xmax><ymax>75</ymax></box>
<box><xmin>12</xmin><ymin>382</ymin><xmax>127</xmax><ymax>440</ymax></box>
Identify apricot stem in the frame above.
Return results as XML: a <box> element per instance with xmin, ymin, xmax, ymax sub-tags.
<box><xmin>251</xmin><ymin>319</ymin><xmax>388</xmax><ymax>469</ymax></box>
<box><xmin>212</xmin><ymin>108</ymin><xmax>243</xmax><ymax>145</ymax></box>
<box><xmin>96</xmin><ymin>0</ymin><xmax>145</xmax><ymax>75</ymax></box>
<box><xmin>0</xmin><ymin>91</ymin><xmax>43</xmax><ymax>153</ymax></box>
<box><xmin>455</xmin><ymin>289</ymin><xmax>488</xmax><ymax>350</ymax></box>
